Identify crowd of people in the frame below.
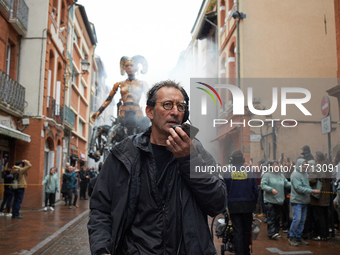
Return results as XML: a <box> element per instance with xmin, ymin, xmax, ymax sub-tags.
<box><xmin>1</xmin><ymin>78</ymin><xmax>340</xmax><ymax>255</ymax></box>
<box><xmin>0</xmin><ymin>162</ymin><xmax>101</xmax><ymax>216</ymax></box>
<box><xmin>61</xmin><ymin>164</ymin><xmax>102</xmax><ymax>209</ymax></box>
<box><xmin>86</xmin><ymin>80</ymin><xmax>340</xmax><ymax>255</ymax></box>
<box><xmin>254</xmin><ymin>146</ymin><xmax>340</xmax><ymax>247</ymax></box>
<box><xmin>0</xmin><ymin>160</ymin><xmax>32</xmax><ymax>219</ymax></box>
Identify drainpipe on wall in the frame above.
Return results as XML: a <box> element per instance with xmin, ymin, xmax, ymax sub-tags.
<box><xmin>86</xmin><ymin>44</ymin><xmax>97</xmax><ymax>162</ymax></box>
<box><xmin>37</xmin><ymin>28</ymin><xmax>47</xmax><ymax>116</ymax></box>
<box><xmin>68</xmin><ymin>5</ymin><xmax>76</xmax><ymax>107</ymax></box>
<box><xmin>63</xmin><ymin>4</ymin><xmax>73</xmax><ymax>114</ymax></box>
<box><xmin>63</xmin><ymin>3</ymin><xmax>76</xmax><ymax>166</ymax></box>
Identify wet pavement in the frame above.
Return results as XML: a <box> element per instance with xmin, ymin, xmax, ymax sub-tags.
<box><xmin>213</xmin><ymin>214</ymin><xmax>340</xmax><ymax>255</ymax></box>
<box><xmin>34</xmin><ymin>212</ymin><xmax>90</xmax><ymax>255</ymax></box>
<box><xmin>0</xmin><ymin>199</ymin><xmax>90</xmax><ymax>255</ymax></box>
<box><xmin>1</xmin><ymin>200</ymin><xmax>340</xmax><ymax>254</ymax></box>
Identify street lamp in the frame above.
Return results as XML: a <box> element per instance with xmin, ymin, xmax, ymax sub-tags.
<box><xmin>80</xmin><ymin>57</ymin><xmax>90</xmax><ymax>74</ymax></box>
<box><xmin>65</xmin><ymin>57</ymin><xmax>91</xmax><ymax>80</ymax></box>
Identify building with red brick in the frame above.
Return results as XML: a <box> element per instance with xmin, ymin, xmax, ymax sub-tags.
<box><xmin>327</xmin><ymin>0</ymin><xmax>340</xmax><ymax>152</ymax></box>
<box><xmin>0</xmin><ymin>0</ymin><xmax>29</xmax><ymax>198</ymax></box>
<box><xmin>180</xmin><ymin>0</ymin><xmax>340</xmax><ymax>165</ymax></box>
<box><xmin>12</xmin><ymin>0</ymin><xmax>75</xmax><ymax>208</ymax></box>
<box><xmin>63</xmin><ymin>4</ymin><xmax>97</xmax><ymax>171</ymax></box>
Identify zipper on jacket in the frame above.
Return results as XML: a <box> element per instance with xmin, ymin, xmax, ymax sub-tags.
<box><xmin>161</xmin><ymin>160</ymin><xmax>172</xmax><ymax>255</ymax></box>
<box><xmin>162</xmin><ymin>203</ymin><xmax>166</xmax><ymax>255</ymax></box>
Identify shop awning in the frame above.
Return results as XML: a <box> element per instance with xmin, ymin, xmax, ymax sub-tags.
<box><xmin>0</xmin><ymin>124</ymin><xmax>31</xmax><ymax>143</ymax></box>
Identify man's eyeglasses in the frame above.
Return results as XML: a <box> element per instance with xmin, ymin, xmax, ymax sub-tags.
<box><xmin>156</xmin><ymin>100</ymin><xmax>187</xmax><ymax>112</ymax></box>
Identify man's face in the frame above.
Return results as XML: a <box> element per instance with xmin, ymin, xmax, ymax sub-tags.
<box><xmin>147</xmin><ymin>86</ymin><xmax>185</xmax><ymax>136</ymax></box>
<box><xmin>68</xmin><ymin>166</ymin><xmax>74</xmax><ymax>172</ymax></box>
<box><xmin>124</xmin><ymin>61</ymin><xmax>137</xmax><ymax>75</ymax></box>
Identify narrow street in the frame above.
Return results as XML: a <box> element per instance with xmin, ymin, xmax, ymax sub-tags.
<box><xmin>34</xmin><ymin>211</ymin><xmax>90</xmax><ymax>255</ymax></box>
<box><xmin>1</xmin><ymin>198</ymin><xmax>340</xmax><ymax>255</ymax></box>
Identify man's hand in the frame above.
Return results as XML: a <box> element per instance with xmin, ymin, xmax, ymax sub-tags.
<box><xmin>313</xmin><ymin>189</ymin><xmax>320</xmax><ymax>194</ymax></box>
<box><xmin>272</xmin><ymin>189</ymin><xmax>278</xmax><ymax>195</ymax></box>
<box><xmin>166</xmin><ymin>127</ymin><xmax>194</xmax><ymax>158</ymax></box>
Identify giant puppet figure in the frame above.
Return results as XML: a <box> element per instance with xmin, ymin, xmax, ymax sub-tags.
<box><xmin>88</xmin><ymin>56</ymin><xmax>150</xmax><ymax>161</ymax></box>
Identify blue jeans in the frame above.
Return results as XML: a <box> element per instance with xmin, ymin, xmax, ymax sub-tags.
<box><xmin>289</xmin><ymin>203</ymin><xmax>307</xmax><ymax>239</ymax></box>
<box><xmin>12</xmin><ymin>188</ymin><xmax>25</xmax><ymax>217</ymax></box>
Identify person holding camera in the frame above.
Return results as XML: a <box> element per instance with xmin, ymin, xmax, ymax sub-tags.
<box><xmin>11</xmin><ymin>159</ymin><xmax>32</xmax><ymax>219</ymax></box>
<box><xmin>66</xmin><ymin>165</ymin><xmax>80</xmax><ymax>209</ymax></box>
<box><xmin>88</xmin><ymin>80</ymin><xmax>227</xmax><ymax>255</ymax></box>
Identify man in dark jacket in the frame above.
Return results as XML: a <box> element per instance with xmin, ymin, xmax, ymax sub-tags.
<box><xmin>79</xmin><ymin>166</ymin><xmax>90</xmax><ymax>200</ymax></box>
<box><xmin>224</xmin><ymin>150</ymin><xmax>258</xmax><ymax>255</ymax></box>
<box><xmin>88</xmin><ymin>80</ymin><xmax>227</xmax><ymax>255</ymax></box>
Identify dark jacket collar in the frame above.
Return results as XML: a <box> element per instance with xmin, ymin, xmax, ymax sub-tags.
<box><xmin>110</xmin><ymin>127</ymin><xmax>152</xmax><ymax>172</ymax></box>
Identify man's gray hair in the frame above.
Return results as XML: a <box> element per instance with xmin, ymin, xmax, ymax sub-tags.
<box><xmin>147</xmin><ymin>80</ymin><xmax>183</xmax><ymax>103</ymax></box>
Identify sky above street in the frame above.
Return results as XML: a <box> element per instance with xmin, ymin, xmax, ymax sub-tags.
<box><xmin>78</xmin><ymin>0</ymin><xmax>203</xmax><ymax>90</ymax></box>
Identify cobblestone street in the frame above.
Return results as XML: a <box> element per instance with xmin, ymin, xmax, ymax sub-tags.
<box><xmin>1</xmin><ymin>198</ymin><xmax>340</xmax><ymax>255</ymax></box>
<box><xmin>35</xmin><ymin>212</ymin><xmax>90</xmax><ymax>255</ymax></box>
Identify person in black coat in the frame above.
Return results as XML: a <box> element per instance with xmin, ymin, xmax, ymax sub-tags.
<box><xmin>79</xmin><ymin>166</ymin><xmax>90</xmax><ymax>200</ymax></box>
<box><xmin>224</xmin><ymin>150</ymin><xmax>258</xmax><ymax>255</ymax></box>
<box><xmin>61</xmin><ymin>167</ymin><xmax>69</xmax><ymax>205</ymax></box>
<box><xmin>88</xmin><ymin>162</ymin><xmax>102</xmax><ymax>197</ymax></box>
<box><xmin>0</xmin><ymin>169</ymin><xmax>14</xmax><ymax>216</ymax></box>
<box><xmin>88</xmin><ymin>80</ymin><xmax>227</xmax><ymax>255</ymax></box>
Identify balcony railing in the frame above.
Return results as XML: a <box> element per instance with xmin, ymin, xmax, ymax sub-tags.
<box><xmin>64</xmin><ymin>105</ymin><xmax>75</xmax><ymax>128</ymax></box>
<box><xmin>46</xmin><ymin>96</ymin><xmax>64</xmax><ymax>125</ymax></box>
<box><xmin>9</xmin><ymin>0</ymin><xmax>28</xmax><ymax>36</ymax></box>
<box><xmin>0</xmin><ymin>69</ymin><xmax>25</xmax><ymax>114</ymax></box>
